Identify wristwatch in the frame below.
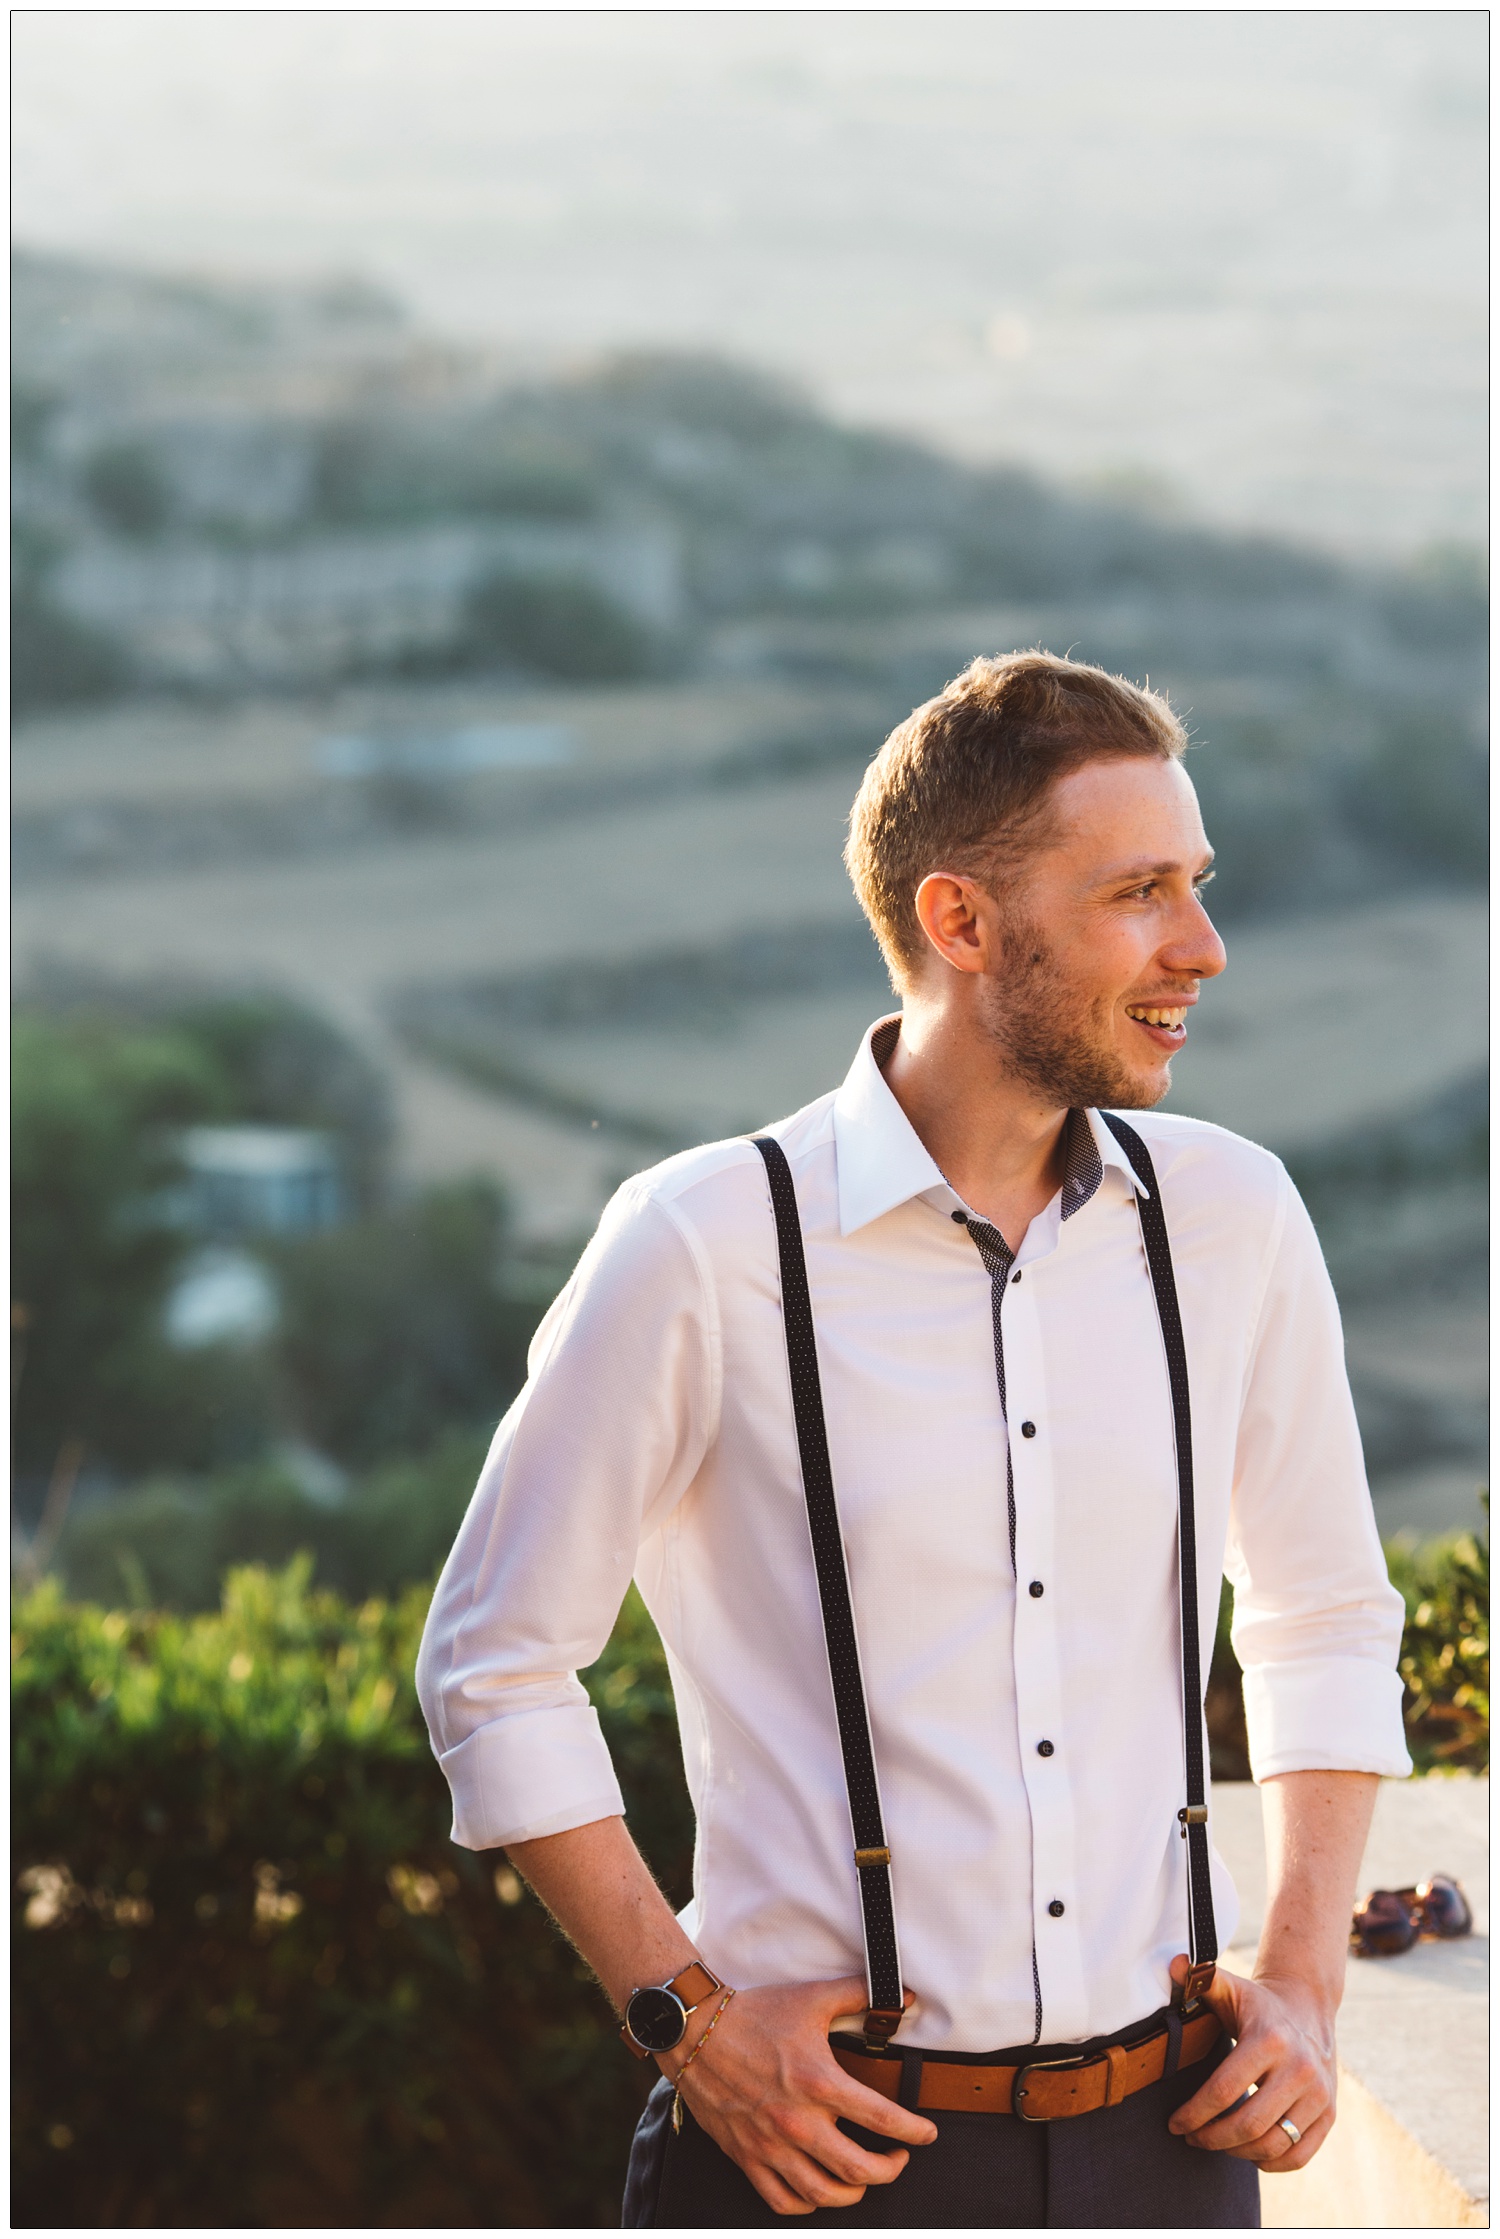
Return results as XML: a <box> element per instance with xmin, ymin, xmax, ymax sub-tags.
<box><xmin>621</xmin><ymin>1960</ymin><xmax>725</xmax><ymax>2059</ymax></box>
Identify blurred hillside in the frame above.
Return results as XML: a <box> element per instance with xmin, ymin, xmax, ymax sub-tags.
<box><xmin>13</xmin><ymin>12</ymin><xmax>1487</xmax><ymax>561</ymax></box>
<box><xmin>14</xmin><ymin>247</ymin><xmax>1488</xmax><ymax>709</ymax></box>
<box><xmin>12</xmin><ymin>250</ymin><xmax>1487</xmax><ymax>1559</ymax></box>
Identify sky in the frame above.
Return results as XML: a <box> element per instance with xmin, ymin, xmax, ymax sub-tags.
<box><xmin>12</xmin><ymin>9</ymin><xmax>1488</xmax><ymax>559</ymax></box>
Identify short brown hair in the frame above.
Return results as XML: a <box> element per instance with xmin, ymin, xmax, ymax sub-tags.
<box><xmin>845</xmin><ymin>649</ymin><xmax>1187</xmax><ymax>986</ymax></box>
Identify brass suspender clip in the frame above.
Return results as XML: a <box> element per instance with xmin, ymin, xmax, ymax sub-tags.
<box><xmin>854</xmin><ymin>1846</ymin><xmax>891</xmax><ymax>1869</ymax></box>
<box><xmin>1173</xmin><ymin>1959</ymin><xmax>1217</xmax><ymax>2016</ymax></box>
<box><xmin>1177</xmin><ymin>1806</ymin><xmax>1208</xmax><ymax>1838</ymax></box>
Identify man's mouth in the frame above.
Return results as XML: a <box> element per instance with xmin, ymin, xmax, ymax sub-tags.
<box><xmin>1125</xmin><ymin>1004</ymin><xmax>1189</xmax><ymax>1042</ymax></box>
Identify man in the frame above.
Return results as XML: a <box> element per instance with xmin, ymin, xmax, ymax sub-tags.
<box><xmin>418</xmin><ymin>651</ymin><xmax>1410</xmax><ymax>2228</ymax></box>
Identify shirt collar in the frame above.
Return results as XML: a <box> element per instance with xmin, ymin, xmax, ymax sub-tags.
<box><xmin>831</xmin><ymin>1017</ymin><xmax>1150</xmax><ymax>1239</ymax></box>
<box><xmin>1067</xmin><ymin>1107</ymin><xmax>1152</xmax><ymax>1214</ymax></box>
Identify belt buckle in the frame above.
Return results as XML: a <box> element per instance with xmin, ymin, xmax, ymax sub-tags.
<box><xmin>1012</xmin><ymin>2047</ymin><xmax>1100</xmax><ymax>2124</ymax></box>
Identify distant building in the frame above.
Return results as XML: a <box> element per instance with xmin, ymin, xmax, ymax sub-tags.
<box><xmin>175</xmin><ymin>1126</ymin><xmax>345</xmax><ymax>1237</ymax></box>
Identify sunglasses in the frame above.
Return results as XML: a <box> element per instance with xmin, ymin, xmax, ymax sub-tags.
<box><xmin>1350</xmin><ymin>1874</ymin><xmax>1473</xmax><ymax>1958</ymax></box>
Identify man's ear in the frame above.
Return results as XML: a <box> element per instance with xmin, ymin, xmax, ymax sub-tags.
<box><xmin>913</xmin><ymin>872</ymin><xmax>991</xmax><ymax>977</ymax></box>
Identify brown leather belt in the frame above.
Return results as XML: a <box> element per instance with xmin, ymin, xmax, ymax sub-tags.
<box><xmin>833</xmin><ymin>2009</ymin><xmax>1222</xmax><ymax>2122</ymax></box>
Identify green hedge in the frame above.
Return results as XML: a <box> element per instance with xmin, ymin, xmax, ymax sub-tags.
<box><xmin>1205</xmin><ymin>1513</ymin><xmax>1489</xmax><ymax>1781</ymax></box>
<box><xmin>14</xmin><ymin>1523</ymin><xmax>1487</xmax><ymax>2225</ymax></box>
<box><xmin>1386</xmin><ymin>1509</ymin><xmax>1489</xmax><ymax>1771</ymax></box>
<box><xmin>12</xmin><ymin>1565</ymin><xmax>691</xmax><ymax>2229</ymax></box>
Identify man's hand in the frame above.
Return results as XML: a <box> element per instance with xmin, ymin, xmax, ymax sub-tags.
<box><xmin>1165</xmin><ymin>1955</ymin><xmax>1336</xmax><ymax>2171</ymax></box>
<box><xmin>665</xmin><ymin>1975</ymin><xmax>937</xmax><ymax>2217</ymax></box>
<box><xmin>504</xmin><ymin>1819</ymin><xmax>933</xmax><ymax>2213</ymax></box>
<box><xmin>1167</xmin><ymin>1768</ymin><xmax>1378</xmax><ymax>2173</ymax></box>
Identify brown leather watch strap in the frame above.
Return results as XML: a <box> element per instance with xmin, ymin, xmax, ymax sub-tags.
<box><xmin>666</xmin><ymin>1961</ymin><xmax>723</xmax><ymax>2014</ymax></box>
<box><xmin>833</xmin><ymin>2009</ymin><xmax>1221</xmax><ymax>2120</ymax></box>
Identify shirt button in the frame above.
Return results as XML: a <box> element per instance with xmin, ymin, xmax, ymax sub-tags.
<box><xmin>1011</xmin><ymin>1270</ymin><xmax>1022</xmax><ymax>1284</ymax></box>
<box><xmin>1037</xmin><ymin>1739</ymin><xmax>1055</xmax><ymax>1757</ymax></box>
<box><xmin>1028</xmin><ymin>1580</ymin><xmax>1044</xmax><ymax>1598</ymax></box>
<box><xmin>1048</xmin><ymin>1900</ymin><xmax>1065</xmax><ymax>1918</ymax></box>
<box><xmin>1021</xmin><ymin>1421</ymin><xmax>1037</xmax><ymax>1438</ymax></box>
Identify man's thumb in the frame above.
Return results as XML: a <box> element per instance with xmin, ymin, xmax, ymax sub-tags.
<box><xmin>818</xmin><ymin>1975</ymin><xmax>918</xmax><ymax>2018</ymax></box>
<box><xmin>1168</xmin><ymin>1953</ymin><xmax>1234</xmax><ymax>2019</ymax></box>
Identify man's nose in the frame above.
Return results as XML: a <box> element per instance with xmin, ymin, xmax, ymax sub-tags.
<box><xmin>1166</xmin><ymin>894</ymin><xmax>1228</xmax><ymax>983</ymax></box>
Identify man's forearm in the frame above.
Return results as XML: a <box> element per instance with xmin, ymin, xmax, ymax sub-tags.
<box><xmin>1256</xmin><ymin>1769</ymin><xmax>1378</xmax><ymax>2024</ymax></box>
<box><xmin>507</xmin><ymin>1813</ymin><xmax>699</xmax><ymax>2016</ymax></box>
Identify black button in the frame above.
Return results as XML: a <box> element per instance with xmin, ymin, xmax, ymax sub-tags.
<box><xmin>951</xmin><ymin>1210</ymin><xmax>967</xmax><ymax>1225</ymax></box>
<box><xmin>1037</xmin><ymin>1739</ymin><xmax>1055</xmax><ymax>1758</ymax></box>
<box><xmin>1029</xmin><ymin>1580</ymin><xmax>1044</xmax><ymax>1598</ymax></box>
<box><xmin>1021</xmin><ymin>1421</ymin><xmax>1037</xmax><ymax>1438</ymax></box>
<box><xmin>1011</xmin><ymin>1270</ymin><xmax>1022</xmax><ymax>1284</ymax></box>
<box><xmin>1048</xmin><ymin>1900</ymin><xmax>1065</xmax><ymax>1918</ymax></box>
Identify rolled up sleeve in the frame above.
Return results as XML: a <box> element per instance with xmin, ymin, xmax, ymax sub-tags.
<box><xmin>416</xmin><ymin>1182</ymin><xmax>717</xmax><ymax>1850</ymax></box>
<box><xmin>1226</xmin><ymin>1172</ymin><xmax>1411</xmax><ymax>1782</ymax></box>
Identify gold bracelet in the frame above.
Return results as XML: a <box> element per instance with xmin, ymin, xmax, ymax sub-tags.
<box><xmin>671</xmin><ymin>1985</ymin><xmax>736</xmax><ymax>2134</ymax></box>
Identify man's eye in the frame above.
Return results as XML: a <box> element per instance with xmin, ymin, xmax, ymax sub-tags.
<box><xmin>1194</xmin><ymin>871</ymin><xmax>1216</xmax><ymax>891</ymax></box>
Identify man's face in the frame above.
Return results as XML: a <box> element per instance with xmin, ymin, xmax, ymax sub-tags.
<box><xmin>975</xmin><ymin>756</ymin><xmax>1227</xmax><ymax>1111</ymax></box>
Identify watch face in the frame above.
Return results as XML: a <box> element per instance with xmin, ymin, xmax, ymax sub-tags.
<box><xmin>626</xmin><ymin>1985</ymin><xmax>688</xmax><ymax>2053</ymax></box>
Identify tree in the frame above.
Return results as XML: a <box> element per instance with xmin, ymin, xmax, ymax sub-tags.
<box><xmin>271</xmin><ymin>1182</ymin><xmax>535</xmax><ymax>1467</ymax></box>
<box><xmin>461</xmin><ymin>571</ymin><xmax>661</xmax><ymax>682</ymax></box>
<box><xmin>11</xmin><ymin>1014</ymin><xmax>262</xmax><ymax>1476</ymax></box>
<box><xmin>82</xmin><ymin>441</ymin><xmax>172</xmax><ymax>538</ymax></box>
<box><xmin>11</xmin><ymin>580</ymin><xmax>129</xmax><ymax>715</ymax></box>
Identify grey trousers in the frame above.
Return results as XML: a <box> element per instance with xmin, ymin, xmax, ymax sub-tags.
<box><xmin>622</xmin><ymin>2015</ymin><xmax>1262</xmax><ymax>2229</ymax></box>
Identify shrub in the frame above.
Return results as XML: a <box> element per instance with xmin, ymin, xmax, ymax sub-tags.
<box><xmin>460</xmin><ymin>571</ymin><xmax>661</xmax><ymax>682</ymax></box>
<box><xmin>1208</xmin><ymin>1514</ymin><xmax>1490</xmax><ymax>1780</ymax></box>
<box><xmin>12</xmin><ymin>1565</ymin><xmax>690</xmax><ymax>2229</ymax></box>
<box><xmin>15</xmin><ymin>1520</ymin><xmax>1486</xmax><ymax>2224</ymax></box>
<box><xmin>1385</xmin><ymin>1506</ymin><xmax>1490</xmax><ymax>1772</ymax></box>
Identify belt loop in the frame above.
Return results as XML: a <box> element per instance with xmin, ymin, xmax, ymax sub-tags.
<box><xmin>1163</xmin><ymin>2008</ymin><xmax>1183</xmax><ymax>2078</ymax></box>
<box><xmin>897</xmin><ymin>2049</ymin><xmax>926</xmax><ymax>2112</ymax></box>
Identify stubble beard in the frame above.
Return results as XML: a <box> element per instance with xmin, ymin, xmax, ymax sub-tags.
<box><xmin>979</xmin><ymin>915</ymin><xmax>1171</xmax><ymax>1113</ymax></box>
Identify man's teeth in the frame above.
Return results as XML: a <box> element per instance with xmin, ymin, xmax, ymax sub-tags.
<box><xmin>1126</xmin><ymin>1006</ymin><xmax>1187</xmax><ymax>1029</ymax></box>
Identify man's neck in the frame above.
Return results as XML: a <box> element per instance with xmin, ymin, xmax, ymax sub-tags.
<box><xmin>881</xmin><ymin>1004</ymin><xmax>1071</xmax><ymax>1252</ymax></box>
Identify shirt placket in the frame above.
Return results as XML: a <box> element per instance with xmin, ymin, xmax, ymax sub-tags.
<box><xmin>960</xmin><ymin>1213</ymin><xmax>1086</xmax><ymax>2047</ymax></box>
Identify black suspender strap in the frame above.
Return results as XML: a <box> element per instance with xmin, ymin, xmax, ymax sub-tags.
<box><xmin>1100</xmin><ymin>1113</ymin><xmax>1219</xmax><ymax>2007</ymax></box>
<box><xmin>753</xmin><ymin>1118</ymin><xmax>1217</xmax><ymax>2037</ymax></box>
<box><xmin>750</xmin><ymin>1135</ymin><xmax>905</xmax><ymax>2051</ymax></box>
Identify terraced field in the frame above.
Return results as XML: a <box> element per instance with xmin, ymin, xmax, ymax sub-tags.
<box><xmin>14</xmin><ymin>676</ymin><xmax>1487</xmax><ymax>1533</ymax></box>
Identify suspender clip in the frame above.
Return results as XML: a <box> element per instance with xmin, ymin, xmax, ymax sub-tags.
<box><xmin>1173</xmin><ymin>1960</ymin><xmax>1217</xmax><ymax>2016</ymax></box>
<box><xmin>854</xmin><ymin>1846</ymin><xmax>891</xmax><ymax>1869</ymax></box>
<box><xmin>1178</xmin><ymin>1806</ymin><xmax>1208</xmax><ymax>1826</ymax></box>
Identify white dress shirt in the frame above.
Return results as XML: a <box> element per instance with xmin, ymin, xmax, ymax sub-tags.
<box><xmin>417</xmin><ymin>1017</ymin><xmax>1410</xmax><ymax>2054</ymax></box>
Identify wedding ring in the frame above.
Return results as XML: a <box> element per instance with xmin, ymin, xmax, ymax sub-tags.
<box><xmin>1278</xmin><ymin>2117</ymin><xmax>1302</xmax><ymax>2146</ymax></box>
